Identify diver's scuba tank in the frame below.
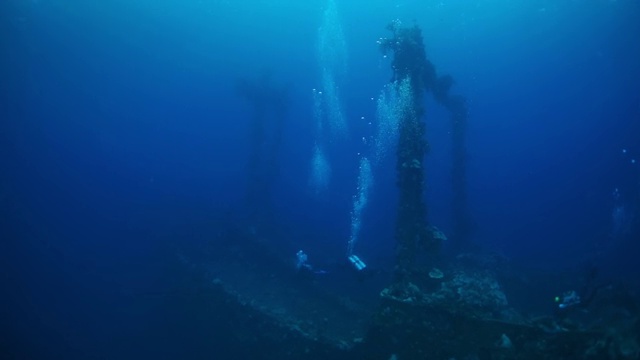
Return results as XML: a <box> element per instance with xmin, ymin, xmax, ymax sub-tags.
<box><xmin>347</xmin><ymin>254</ymin><xmax>367</xmax><ymax>272</ymax></box>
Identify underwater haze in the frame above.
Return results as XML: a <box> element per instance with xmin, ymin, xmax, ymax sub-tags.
<box><xmin>2</xmin><ymin>0</ymin><xmax>640</xmax><ymax>358</ymax></box>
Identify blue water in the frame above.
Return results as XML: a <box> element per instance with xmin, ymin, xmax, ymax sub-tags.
<box><xmin>2</xmin><ymin>0</ymin><xmax>639</xmax><ymax>358</ymax></box>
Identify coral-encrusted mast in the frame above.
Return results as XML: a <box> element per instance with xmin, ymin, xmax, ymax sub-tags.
<box><xmin>378</xmin><ymin>20</ymin><xmax>470</xmax><ymax>283</ymax></box>
<box><xmin>379</xmin><ymin>20</ymin><xmax>435</xmax><ymax>283</ymax></box>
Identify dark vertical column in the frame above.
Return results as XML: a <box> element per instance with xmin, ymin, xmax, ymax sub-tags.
<box><xmin>379</xmin><ymin>22</ymin><xmax>433</xmax><ymax>282</ymax></box>
<box><xmin>236</xmin><ymin>73</ymin><xmax>289</xmax><ymax>225</ymax></box>
<box><xmin>433</xmin><ymin>73</ymin><xmax>472</xmax><ymax>253</ymax></box>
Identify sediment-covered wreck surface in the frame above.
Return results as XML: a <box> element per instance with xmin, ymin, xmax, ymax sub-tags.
<box><xmin>173</xmin><ymin>227</ymin><xmax>639</xmax><ymax>360</ymax></box>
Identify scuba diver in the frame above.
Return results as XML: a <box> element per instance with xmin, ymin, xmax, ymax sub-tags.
<box><xmin>554</xmin><ymin>265</ymin><xmax>610</xmax><ymax>318</ymax></box>
<box><xmin>295</xmin><ymin>250</ymin><xmax>328</xmax><ymax>278</ymax></box>
<box><xmin>295</xmin><ymin>250</ymin><xmax>376</xmax><ymax>281</ymax></box>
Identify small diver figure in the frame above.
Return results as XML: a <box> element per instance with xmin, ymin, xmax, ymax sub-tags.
<box><xmin>295</xmin><ymin>250</ymin><xmax>374</xmax><ymax>281</ymax></box>
<box><xmin>555</xmin><ymin>290</ymin><xmax>582</xmax><ymax>311</ymax></box>
<box><xmin>295</xmin><ymin>250</ymin><xmax>327</xmax><ymax>277</ymax></box>
<box><xmin>554</xmin><ymin>265</ymin><xmax>610</xmax><ymax>317</ymax></box>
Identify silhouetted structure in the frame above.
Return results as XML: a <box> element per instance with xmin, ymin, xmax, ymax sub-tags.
<box><xmin>435</xmin><ymin>81</ymin><xmax>472</xmax><ymax>252</ymax></box>
<box><xmin>236</xmin><ymin>72</ymin><xmax>289</xmax><ymax>224</ymax></box>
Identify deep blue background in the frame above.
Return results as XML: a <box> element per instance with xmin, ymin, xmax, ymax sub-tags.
<box><xmin>2</xmin><ymin>0</ymin><xmax>639</xmax><ymax>357</ymax></box>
